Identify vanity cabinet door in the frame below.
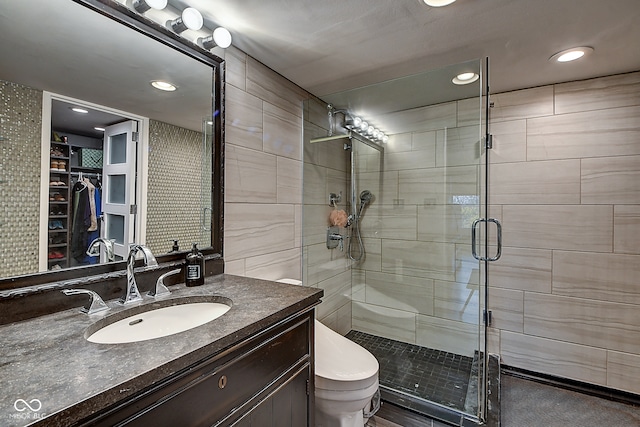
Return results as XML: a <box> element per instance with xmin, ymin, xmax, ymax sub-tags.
<box><xmin>81</xmin><ymin>313</ymin><xmax>312</xmax><ymax>427</ymax></box>
<box><xmin>232</xmin><ymin>364</ymin><xmax>309</xmax><ymax>427</ymax></box>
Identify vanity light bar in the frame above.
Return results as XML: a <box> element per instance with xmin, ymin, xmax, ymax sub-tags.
<box><xmin>129</xmin><ymin>2</ymin><xmax>232</xmax><ymax>50</ymax></box>
<box><xmin>343</xmin><ymin>115</ymin><xmax>388</xmax><ymax>144</ymax></box>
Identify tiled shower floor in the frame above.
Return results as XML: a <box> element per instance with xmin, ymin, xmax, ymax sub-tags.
<box><xmin>346</xmin><ymin>330</ymin><xmax>477</xmax><ymax>413</ymax></box>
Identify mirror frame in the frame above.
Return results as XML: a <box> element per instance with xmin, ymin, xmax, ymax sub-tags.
<box><xmin>0</xmin><ymin>0</ymin><xmax>224</xmax><ymax>290</ymax></box>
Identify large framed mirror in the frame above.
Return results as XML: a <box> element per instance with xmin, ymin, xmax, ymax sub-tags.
<box><xmin>0</xmin><ymin>0</ymin><xmax>224</xmax><ymax>288</ymax></box>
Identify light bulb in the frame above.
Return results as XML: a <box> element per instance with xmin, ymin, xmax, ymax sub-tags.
<box><xmin>549</xmin><ymin>47</ymin><xmax>594</xmax><ymax>63</ymax></box>
<box><xmin>423</xmin><ymin>0</ymin><xmax>456</xmax><ymax>6</ymax></box>
<box><xmin>457</xmin><ymin>73</ymin><xmax>476</xmax><ymax>81</ymax></box>
<box><xmin>151</xmin><ymin>80</ymin><xmax>177</xmax><ymax>91</ymax></box>
<box><xmin>213</xmin><ymin>27</ymin><xmax>232</xmax><ymax>48</ymax></box>
<box><xmin>200</xmin><ymin>27</ymin><xmax>233</xmax><ymax>50</ymax></box>
<box><xmin>558</xmin><ymin>51</ymin><xmax>584</xmax><ymax>62</ymax></box>
<box><xmin>132</xmin><ymin>0</ymin><xmax>167</xmax><ymax>13</ymax></box>
<box><xmin>182</xmin><ymin>8</ymin><xmax>203</xmax><ymax>30</ymax></box>
<box><xmin>168</xmin><ymin>7</ymin><xmax>203</xmax><ymax>33</ymax></box>
<box><xmin>452</xmin><ymin>73</ymin><xmax>479</xmax><ymax>85</ymax></box>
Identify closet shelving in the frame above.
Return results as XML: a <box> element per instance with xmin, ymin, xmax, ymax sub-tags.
<box><xmin>48</xmin><ymin>140</ymin><xmax>70</xmax><ymax>269</ymax></box>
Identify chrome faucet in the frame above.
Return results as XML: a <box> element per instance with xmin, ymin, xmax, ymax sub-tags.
<box><xmin>86</xmin><ymin>238</ymin><xmax>116</xmax><ymax>262</ymax></box>
<box><xmin>61</xmin><ymin>289</ymin><xmax>110</xmax><ymax>315</ymax></box>
<box><xmin>121</xmin><ymin>244</ymin><xmax>158</xmax><ymax>305</ymax></box>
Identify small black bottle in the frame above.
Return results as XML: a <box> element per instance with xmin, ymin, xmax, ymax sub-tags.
<box><xmin>185</xmin><ymin>243</ymin><xmax>205</xmax><ymax>287</ymax></box>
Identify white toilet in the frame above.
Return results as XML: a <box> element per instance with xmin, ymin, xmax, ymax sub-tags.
<box><xmin>276</xmin><ymin>279</ymin><xmax>380</xmax><ymax>426</ymax></box>
<box><xmin>314</xmin><ymin>319</ymin><xmax>380</xmax><ymax>427</ymax></box>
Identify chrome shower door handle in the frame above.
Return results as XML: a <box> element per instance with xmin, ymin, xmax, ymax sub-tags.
<box><xmin>487</xmin><ymin>218</ymin><xmax>502</xmax><ymax>261</ymax></box>
<box><xmin>471</xmin><ymin>218</ymin><xmax>502</xmax><ymax>262</ymax></box>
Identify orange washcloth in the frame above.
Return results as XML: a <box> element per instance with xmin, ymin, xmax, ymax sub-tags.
<box><xmin>329</xmin><ymin>209</ymin><xmax>348</xmax><ymax>227</ymax></box>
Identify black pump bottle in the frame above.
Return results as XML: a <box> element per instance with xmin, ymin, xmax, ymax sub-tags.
<box><xmin>185</xmin><ymin>243</ymin><xmax>205</xmax><ymax>286</ymax></box>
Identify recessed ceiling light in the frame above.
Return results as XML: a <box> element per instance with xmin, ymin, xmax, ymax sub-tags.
<box><xmin>423</xmin><ymin>0</ymin><xmax>456</xmax><ymax>6</ymax></box>
<box><xmin>549</xmin><ymin>46</ymin><xmax>594</xmax><ymax>63</ymax></box>
<box><xmin>452</xmin><ymin>72</ymin><xmax>479</xmax><ymax>85</ymax></box>
<box><xmin>94</xmin><ymin>127</ymin><xmax>105</xmax><ymax>132</ymax></box>
<box><xmin>71</xmin><ymin>107</ymin><xmax>89</xmax><ymax>114</ymax></box>
<box><xmin>151</xmin><ymin>80</ymin><xmax>177</xmax><ymax>91</ymax></box>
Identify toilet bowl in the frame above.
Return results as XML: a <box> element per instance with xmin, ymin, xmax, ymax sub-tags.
<box><xmin>314</xmin><ymin>319</ymin><xmax>380</xmax><ymax>427</ymax></box>
<box><xmin>276</xmin><ymin>279</ymin><xmax>380</xmax><ymax>426</ymax></box>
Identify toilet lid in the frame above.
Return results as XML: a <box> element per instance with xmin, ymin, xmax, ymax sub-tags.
<box><xmin>315</xmin><ymin>320</ymin><xmax>378</xmax><ymax>382</ymax></box>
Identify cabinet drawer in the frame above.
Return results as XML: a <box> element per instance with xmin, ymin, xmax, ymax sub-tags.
<box><xmin>85</xmin><ymin>314</ymin><xmax>311</xmax><ymax>427</ymax></box>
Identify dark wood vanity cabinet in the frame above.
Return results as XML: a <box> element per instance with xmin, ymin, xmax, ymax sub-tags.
<box><xmin>79</xmin><ymin>311</ymin><xmax>314</xmax><ymax>427</ymax></box>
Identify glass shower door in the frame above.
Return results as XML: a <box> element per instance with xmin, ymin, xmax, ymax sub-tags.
<box><xmin>346</xmin><ymin>60</ymin><xmax>487</xmax><ymax>425</ymax></box>
<box><xmin>302</xmin><ymin>59</ymin><xmax>489</xmax><ymax>425</ymax></box>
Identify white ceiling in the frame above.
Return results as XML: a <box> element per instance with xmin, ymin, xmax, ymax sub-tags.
<box><xmin>183</xmin><ymin>0</ymin><xmax>640</xmax><ymax>98</ymax></box>
<box><xmin>2</xmin><ymin>0</ymin><xmax>640</xmax><ymax>137</ymax></box>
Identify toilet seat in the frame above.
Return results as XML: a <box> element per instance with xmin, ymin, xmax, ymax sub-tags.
<box><xmin>315</xmin><ymin>319</ymin><xmax>379</xmax><ymax>391</ymax></box>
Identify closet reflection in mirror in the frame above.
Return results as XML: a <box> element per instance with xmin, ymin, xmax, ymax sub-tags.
<box><xmin>0</xmin><ymin>0</ymin><xmax>217</xmax><ymax>280</ymax></box>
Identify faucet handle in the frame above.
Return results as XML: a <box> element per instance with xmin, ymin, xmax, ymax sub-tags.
<box><xmin>61</xmin><ymin>289</ymin><xmax>110</xmax><ymax>315</ymax></box>
<box><xmin>148</xmin><ymin>269</ymin><xmax>180</xmax><ymax>298</ymax></box>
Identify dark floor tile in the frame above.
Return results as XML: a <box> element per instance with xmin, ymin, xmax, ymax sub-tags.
<box><xmin>346</xmin><ymin>330</ymin><xmax>476</xmax><ymax>413</ymax></box>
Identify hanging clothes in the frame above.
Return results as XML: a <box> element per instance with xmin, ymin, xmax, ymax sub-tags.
<box><xmin>82</xmin><ymin>179</ymin><xmax>102</xmax><ymax>265</ymax></box>
<box><xmin>70</xmin><ymin>179</ymin><xmax>91</xmax><ymax>262</ymax></box>
<box><xmin>85</xmin><ymin>178</ymin><xmax>98</xmax><ymax>232</ymax></box>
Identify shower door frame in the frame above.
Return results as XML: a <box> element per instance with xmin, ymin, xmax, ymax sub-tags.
<box><xmin>350</xmin><ymin>59</ymin><xmax>491</xmax><ymax>426</ymax></box>
<box><xmin>301</xmin><ymin>58</ymin><xmax>494</xmax><ymax>426</ymax></box>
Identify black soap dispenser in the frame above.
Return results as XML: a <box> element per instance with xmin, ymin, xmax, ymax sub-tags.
<box><xmin>185</xmin><ymin>243</ymin><xmax>205</xmax><ymax>287</ymax></box>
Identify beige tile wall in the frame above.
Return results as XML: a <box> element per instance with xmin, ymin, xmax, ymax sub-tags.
<box><xmin>224</xmin><ymin>48</ymin><xmax>354</xmax><ymax>333</ymax></box>
<box><xmin>223</xmin><ymin>47</ymin><xmax>307</xmax><ymax>284</ymax></box>
<box><xmin>490</xmin><ymin>71</ymin><xmax>640</xmax><ymax>395</ymax></box>
<box><xmin>224</xmin><ymin>48</ymin><xmax>640</xmax><ymax>396</ymax></box>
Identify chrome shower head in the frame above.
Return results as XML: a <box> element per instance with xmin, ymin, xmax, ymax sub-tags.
<box><xmin>360</xmin><ymin>190</ymin><xmax>373</xmax><ymax>206</ymax></box>
<box><xmin>357</xmin><ymin>190</ymin><xmax>374</xmax><ymax>219</ymax></box>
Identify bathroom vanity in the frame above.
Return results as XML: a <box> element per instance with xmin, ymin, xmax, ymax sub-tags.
<box><xmin>0</xmin><ymin>275</ymin><xmax>322</xmax><ymax>426</ymax></box>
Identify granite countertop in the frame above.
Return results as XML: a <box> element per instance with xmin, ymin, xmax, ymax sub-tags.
<box><xmin>0</xmin><ymin>274</ymin><xmax>322</xmax><ymax>427</ymax></box>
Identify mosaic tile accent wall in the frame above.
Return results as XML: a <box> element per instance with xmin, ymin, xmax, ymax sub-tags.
<box><xmin>0</xmin><ymin>80</ymin><xmax>42</xmax><ymax>277</ymax></box>
<box><xmin>146</xmin><ymin>119</ymin><xmax>211</xmax><ymax>255</ymax></box>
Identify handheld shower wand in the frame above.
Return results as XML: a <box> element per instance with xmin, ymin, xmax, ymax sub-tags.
<box><xmin>349</xmin><ymin>190</ymin><xmax>374</xmax><ymax>262</ymax></box>
<box><xmin>358</xmin><ymin>190</ymin><xmax>373</xmax><ymax>219</ymax></box>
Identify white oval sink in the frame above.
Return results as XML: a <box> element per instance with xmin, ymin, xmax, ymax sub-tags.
<box><xmin>87</xmin><ymin>301</ymin><xmax>231</xmax><ymax>344</ymax></box>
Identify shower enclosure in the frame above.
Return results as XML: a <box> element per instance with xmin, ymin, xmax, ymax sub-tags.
<box><xmin>303</xmin><ymin>59</ymin><xmax>494</xmax><ymax>425</ymax></box>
